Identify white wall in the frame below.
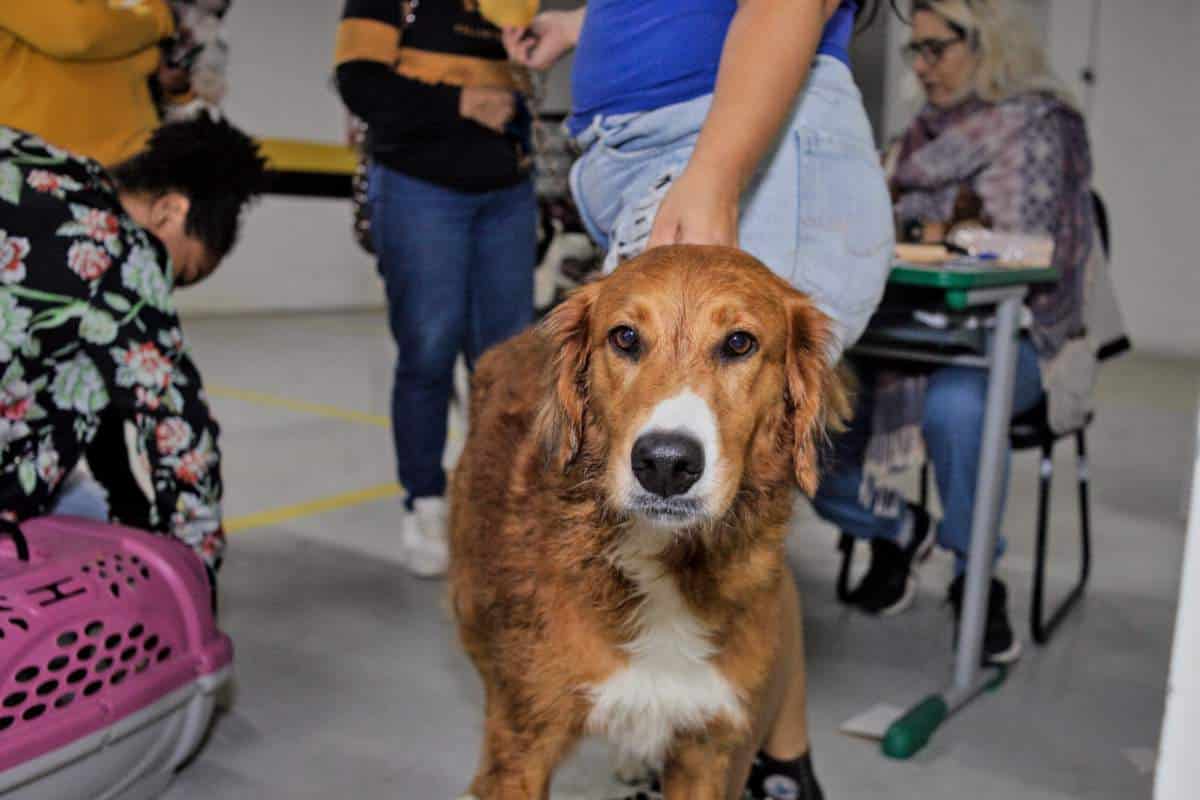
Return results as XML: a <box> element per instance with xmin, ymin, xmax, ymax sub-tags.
<box><xmin>539</xmin><ymin>0</ymin><xmax>578</xmax><ymax>114</ymax></box>
<box><xmin>881</xmin><ymin>7</ymin><xmax>914</xmax><ymax>141</ymax></box>
<box><xmin>1058</xmin><ymin>1</ymin><xmax>1200</xmax><ymax>358</ymax></box>
<box><xmin>1156</xmin><ymin>404</ymin><xmax>1200</xmax><ymax>797</ymax></box>
<box><xmin>175</xmin><ymin>0</ymin><xmax>380</xmax><ymax>315</ymax></box>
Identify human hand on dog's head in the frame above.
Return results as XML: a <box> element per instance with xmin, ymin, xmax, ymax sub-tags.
<box><xmin>645</xmin><ymin>163</ymin><xmax>740</xmax><ymax>252</ymax></box>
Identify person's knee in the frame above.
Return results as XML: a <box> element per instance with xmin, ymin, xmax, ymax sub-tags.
<box><xmin>394</xmin><ymin>317</ymin><xmax>463</xmax><ymax>382</ymax></box>
<box><xmin>812</xmin><ymin>465</ymin><xmax>858</xmax><ymax>512</ymax></box>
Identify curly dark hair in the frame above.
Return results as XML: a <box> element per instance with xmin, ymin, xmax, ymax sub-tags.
<box><xmin>109</xmin><ymin>115</ymin><xmax>266</xmax><ymax>259</ymax></box>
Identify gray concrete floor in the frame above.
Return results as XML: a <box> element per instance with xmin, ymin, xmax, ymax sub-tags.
<box><xmin>161</xmin><ymin>311</ymin><xmax>1195</xmax><ymax>799</ymax></box>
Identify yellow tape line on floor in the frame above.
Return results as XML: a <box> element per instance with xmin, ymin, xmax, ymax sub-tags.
<box><xmin>207</xmin><ymin>384</ymin><xmax>399</xmax><ymax>534</ymax></box>
<box><xmin>224</xmin><ymin>482</ymin><xmax>401</xmax><ymax>534</ymax></box>
<box><xmin>206</xmin><ymin>385</ymin><xmax>390</xmax><ymax>428</ymax></box>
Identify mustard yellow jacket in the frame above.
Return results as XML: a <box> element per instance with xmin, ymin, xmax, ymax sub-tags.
<box><xmin>0</xmin><ymin>0</ymin><xmax>175</xmax><ymax>166</ymax></box>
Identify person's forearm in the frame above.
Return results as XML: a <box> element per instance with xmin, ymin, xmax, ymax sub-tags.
<box><xmin>689</xmin><ymin>0</ymin><xmax>834</xmax><ymax>193</ymax></box>
<box><xmin>564</xmin><ymin>5</ymin><xmax>587</xmax><ymax>44</ymax></box>
<box><xmin>505</xmin><ymin>5</ymin><xmax>586</xmax><ymax>69</ymax></box>
<box><xmin>335</xmin><ymin>61</ymin><xmax>462</xmax><ymax>137</ymax></box>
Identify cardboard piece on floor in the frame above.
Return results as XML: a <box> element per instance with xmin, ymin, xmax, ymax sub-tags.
<box><xmin>840</xmin><ymin>703</ymin><xmax>906</xmax><ymax>741</ymax></box>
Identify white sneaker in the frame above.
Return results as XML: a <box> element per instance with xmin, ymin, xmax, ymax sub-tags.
<box><xmin>401</xmin><ymin>496</ymin><xmax>449</xmax><ymax>578</ymax></box>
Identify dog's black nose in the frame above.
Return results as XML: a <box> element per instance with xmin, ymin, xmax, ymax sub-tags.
<box><xmin>631</xmin><ymin>433</ymin><xmax>704</xmax><ymax>498</ymax></box>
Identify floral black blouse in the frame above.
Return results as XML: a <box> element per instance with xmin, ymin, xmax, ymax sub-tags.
<box><xmin>0</xmin><ymin>127</ymin><xmax>223</xmax><ymax>568</ymax></box>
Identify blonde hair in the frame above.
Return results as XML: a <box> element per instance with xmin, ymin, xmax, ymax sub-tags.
<box><xmin>912</xmin><ymin>0</ymin><xmax>1078</xmax><ymax>108</ymax></box>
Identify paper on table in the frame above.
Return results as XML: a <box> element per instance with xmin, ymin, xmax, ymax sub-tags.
<box><xmin>948</xmin><ymin>227</ymin><xmax>1054</xmax><ymax>266</ymax></box>
<box><xmin>894</xmin><ymin>243</ymin><xmax>950</xmax><ymax>264</ymax></box>
<box><xmin>894</xmin><ymin>240</ymin><xmax>1052</xmax><ymax>270</ymax></box>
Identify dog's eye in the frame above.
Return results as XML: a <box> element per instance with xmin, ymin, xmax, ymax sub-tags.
<box><xmin>608</xmin><ymin>326</ymin><xmax>640</xmax><ymax>355</ymax></box>
<box><xmin>722</xmin><ymin>331</ymin><xmax>758</xmax><ymax>359</ymax></box>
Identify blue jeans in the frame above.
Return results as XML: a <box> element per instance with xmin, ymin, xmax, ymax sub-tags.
<box><xmin>812</xmin><ymin>336</ymin><xmax>1045</xmax><ymax>573</ymax></box>
<box><xmin>50</xmin><ymin>469</ymin><xmax>110</xmax><ymax>520</ymax></box>
<box><xmin>569</xmin><ymin>56</ymin><xmax>893</xmax><ymax>360</ymax></box>
<box><xmin>368</xmin><ymin>165</ymin><xmax>536</xmax><ymax>505</ymax></box>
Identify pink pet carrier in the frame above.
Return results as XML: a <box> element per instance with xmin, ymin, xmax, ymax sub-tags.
<box><xmin>0</xmin><ymin>516</ymin><xmax>233</xmax><ymax>800</ymax></box>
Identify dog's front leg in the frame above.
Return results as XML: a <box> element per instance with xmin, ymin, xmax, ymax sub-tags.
<box><xmin>661</xmin><ymin>738</ymin><xmax>739</xmax><ymax>800</ymax></box>
<box><xmin>465</xmin><ymin>704</ymin><xmax>578</xmax><ymax>800</ymax></box>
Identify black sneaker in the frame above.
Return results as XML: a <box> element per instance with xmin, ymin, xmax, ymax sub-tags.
<box><xmin>747</xmin><ymin>750</ymin><xmax>824</xmax><ymax>800</ymax></box>
<box><xmin>850</xmin><ymin>504</ymin><xmax>935</xmax><ymax>616</ymax></box>
<box><xmin>610</xmin><ymin>755</ymin><xmax>822</xmax><ymax>800</ymax></box>
<box><xmin>608</xmin><ymin>786</ymin><xmax>755</xmax><ymax>800</ymax></box>
<box><xmin>947</xmin><ymin>574</ymin><xmax>1023</xmax><ymax>665</ymax></box>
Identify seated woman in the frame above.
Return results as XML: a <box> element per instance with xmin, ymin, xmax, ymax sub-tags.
<box><xmin>812</xmin><ymin>0</ymin><xmax>1125</xmax><ymax>664</ymax></box>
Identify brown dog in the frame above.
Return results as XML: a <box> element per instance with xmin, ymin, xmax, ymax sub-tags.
<box><xmin>449</xmin><ymin>246</ymin><xmax>847</xmax><ymax>800</ymax></box>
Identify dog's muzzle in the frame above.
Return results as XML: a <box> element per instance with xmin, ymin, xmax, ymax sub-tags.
<box><xmin>631</xmin><ymin>432</ymin><xmax>704</xmax><ymax>498</ymax></box>
<box><xmin>627</xmin><ymin>432</ymin><xmax>709</xmax><ymax>525</ymax></box>
<box><xmin>623</xmin><ymin>390</ymin><xmax>721</xmax><ymax>526</ymax></box>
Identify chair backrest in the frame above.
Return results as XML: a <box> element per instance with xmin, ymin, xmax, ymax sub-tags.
<box><xmin>1089</xmin><ymin>189</ymin><xmax>1130</xmax><ymax>361</ymax></box>
<box><xmin>1091</xmin><ymin>190</ymin><xmax>1111</xmax><ymax>258</ymax></box>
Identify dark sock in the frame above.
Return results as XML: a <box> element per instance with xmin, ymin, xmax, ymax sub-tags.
<box><xmin>746</xmin><ymin>749</ymin><xmax>824</xmax><ymax>800</ymax></box>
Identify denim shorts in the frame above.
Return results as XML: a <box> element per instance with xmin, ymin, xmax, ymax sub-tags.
<box><xmin>569</xmin><ymin>56</ymin><xmax>894</xmax><ymax>358</ymax></box>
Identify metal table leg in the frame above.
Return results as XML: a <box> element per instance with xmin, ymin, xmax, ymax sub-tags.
<box><xmin>882</xmin><ymin>291</ymin><xmax>1025</xmax><ymax>759</ymax></box>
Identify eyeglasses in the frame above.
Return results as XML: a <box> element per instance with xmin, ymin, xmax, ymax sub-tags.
<box><xmin>900</xmin><ymin>35</ymin><xmax>964</xmax><ymax>66</ymax></box>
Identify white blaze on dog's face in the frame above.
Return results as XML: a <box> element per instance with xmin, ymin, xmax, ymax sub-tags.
<box><xmin>539</xmin><ymin>245</ymin><xmax>838</xmax><ymax>531</ymax></box>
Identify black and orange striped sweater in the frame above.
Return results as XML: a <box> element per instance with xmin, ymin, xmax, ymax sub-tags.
<box><xmin>334</xmin><ymin>0</ymin><xmax>530</xmax><ymax>193</ymax></box>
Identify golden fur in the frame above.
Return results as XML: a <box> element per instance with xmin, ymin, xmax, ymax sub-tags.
<box><xmin>449</xmin><ymin>246</ymin><xmax>848</xmax><ymax>799</ymax></box>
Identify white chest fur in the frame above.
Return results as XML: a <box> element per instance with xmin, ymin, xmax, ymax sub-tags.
<box><xmin>585</xmin><ymin>529</ymin><xmax>746</xmax><ymax>764</ymax></box>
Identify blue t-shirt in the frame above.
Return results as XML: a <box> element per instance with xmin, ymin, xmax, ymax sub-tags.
<box><xmin>569</xmin><ymin>0</ymin><xmax>858</xmax><ymax>135</ymax></box>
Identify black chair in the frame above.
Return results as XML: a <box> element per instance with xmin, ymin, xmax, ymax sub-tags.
<box><xmin>837</xmin><ymin>192</ymin><xmax>1129</xmax><ymax>645</ymax></box>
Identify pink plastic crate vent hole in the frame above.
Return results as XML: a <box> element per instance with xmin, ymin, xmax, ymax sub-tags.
<box><xmin>0</xmin><ymin>517</ymin><xmax>232</xmax><ymax>773</ymax></box>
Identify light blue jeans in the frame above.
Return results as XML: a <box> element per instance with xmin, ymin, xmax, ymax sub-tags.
<box><xmin>50</xmin><ymin>469</ymin><xmax>110</xmax><ymax>521</ymax></box>
<box><xmin>812</xmin><ymin>336</ymin><xmax>1045</xmax><ymax>574</ymax></box>
<box><xmin>568</xmin><ymin>56</ymin><xmax>893</xmax><ymax>359</ymax></box>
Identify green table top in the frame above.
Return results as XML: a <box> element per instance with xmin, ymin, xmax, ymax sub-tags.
<box><xmin>889</xmin><ymin>261</ymin><xmax>1059</xmax><ymax>289</ymax></box>
<box><xmin>888</xmin><ymin>261</ymin><xmax>1059</xmax><ymax>311</ymax></box>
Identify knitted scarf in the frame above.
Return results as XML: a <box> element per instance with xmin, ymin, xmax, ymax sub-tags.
<box><xmin>862</xmin><ymin>91</ymin><xmax>1093</xmax><ymax>503</ymax></box>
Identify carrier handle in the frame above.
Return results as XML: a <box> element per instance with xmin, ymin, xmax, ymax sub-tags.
<box><xmin>0</xmin><ymin>517</ymin><xmax>30</xmax><ymax>562</ymax></box>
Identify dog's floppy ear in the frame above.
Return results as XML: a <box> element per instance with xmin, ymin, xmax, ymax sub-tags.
<box><xmin>535</xmin><ymin>281</ymin><xmax>599</xmax><ymax>469</ymax></box>
<box><xmin>784</xmin><ymin>294</ymin><xmax>852</xmax><ymax>496</ymax></box>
